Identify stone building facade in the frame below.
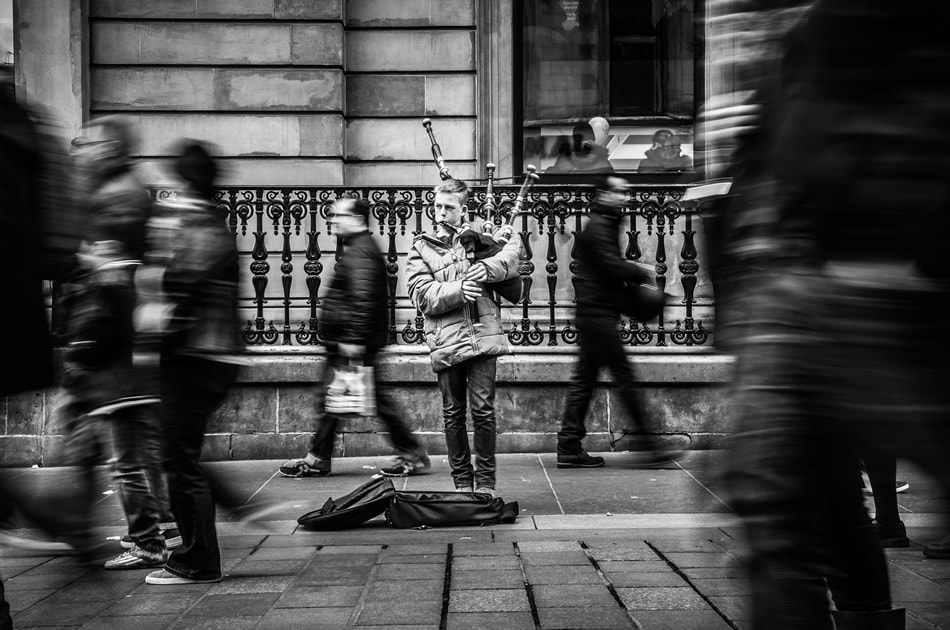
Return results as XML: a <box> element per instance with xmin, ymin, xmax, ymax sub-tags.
<box><xmin>2</xmin><ymin>0</ymin><xmax>738</xmax><ymax>466</ymax></box>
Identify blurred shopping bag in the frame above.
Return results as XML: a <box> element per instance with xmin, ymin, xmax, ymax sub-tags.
<box><xmin>325</xmin><ymin>359</ymin><xmax>376</xmax><ymax>417</ymax></box>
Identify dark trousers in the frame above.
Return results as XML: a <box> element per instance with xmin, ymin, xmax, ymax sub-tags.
<box><xmin>161</xmin><ymin>353</ymin><xmax>238</xmax><ymax>581</ymax></box>
<box><xmin>437</xmin><ymin>355</ymin><xmax>497</xmax><ymax>490</ymax></box>
<box><xmin>727</xmin><ymin>273</ymin><xmax>892</xmax><ymax>629</ymax></box>
<box><xmin>865</xmin><ymin>454</ymin><xmax>900</xmax><ymax>526</ymax></box>
<box><xmin>110</xmin><ymin>405</ymin><xmax>165</xmax><ymax>549</ymax></box>
<box><xmin>558</xmin><ymin>310</ymin><xmax>657</xmax><ymax>455</ymax></box>
<box><xmin>309</xmin><ymin>347</ymin><xmax>421</xmax><ymax>461</ymax></box>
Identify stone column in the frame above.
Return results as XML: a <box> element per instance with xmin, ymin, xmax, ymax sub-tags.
<box><xmin>14</xmin><ymin>0</ymin><xmax>87</xmax><ymax>135</ymax></box>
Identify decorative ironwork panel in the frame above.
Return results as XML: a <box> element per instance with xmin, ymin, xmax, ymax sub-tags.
<box><xmin>152</xmin><ymin>185</ymin><xmax>713</xmax><ymax>348</ymax></box>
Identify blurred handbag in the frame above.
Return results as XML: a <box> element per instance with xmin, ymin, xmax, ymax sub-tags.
<box><xmin>618</xmin><ymin>262</ymin><xmax>667</xmax><ymax>322</ymax></box>
<box><xmin>325</xmin><ymin>358</ymin><xmax>376</xmax><ymax>417</ymax></box>
<box><xmin>620</xmin><ymin>282</ymin><xmax>667</xmax><ymax>322</ymax></box>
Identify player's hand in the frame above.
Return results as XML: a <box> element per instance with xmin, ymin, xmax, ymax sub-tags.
<box><xmin>462</xmin><ymin>279</ymin><xmax>481</xmax><ymax>302</ymax></box>
<box><xmin>465</xmin><ymin>263</ymin><xmax>488</xmax><ymax>282</ymax></box>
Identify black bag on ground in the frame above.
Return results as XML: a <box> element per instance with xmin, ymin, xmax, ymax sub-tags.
<box><xmin>296</xmin><ymin>478</ymin><xmax>520</xmax><ymax>530</ymax></box>
<box><xmin>386</xmin><ymin>490</ymin><xmax>519</xmax><ymax>529</ymax></box>
<box><xmin>297</xmin><ymin>476</ymin><xmax>395</xmax><ymax>530</ymax></box>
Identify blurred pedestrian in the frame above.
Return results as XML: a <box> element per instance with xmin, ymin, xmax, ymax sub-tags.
<box><xmin>145</xmin><ymin>141</ymin><xmax>259</xmax><ymax>585</ymax></box>
<box><xmin>0</xmin><ymin>73</ymin><xmax>54</xmax><ymax>630</ymax></box>
<box><xmin>279</xmin><ymin>197</ymin><xmax>431</xmax><ymax>479</ymax></box>
<box><xmin>64</xmin><ymin>115</ymin><xmax>171</xmax><ymax>570</ymax></box>
<box><xmin>716</xmin><ymin>0</ymin><xmax>950</xmax><ymax>627</ymax></box>
<box><xmin>406</xmin><ymin>179</ymin><xmax>521</xmax><ymax>496</ymax></box>
<box><xmin>556</xmin><ymin>176</ymin><xmax>678</xmax><ymax>469</ymax></box>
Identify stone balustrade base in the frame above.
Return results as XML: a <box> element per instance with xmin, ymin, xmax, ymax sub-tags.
<box><xmin>0</xmin><ymin>350</ymin><xmax>735</xmax><ymax>467</ymax></box>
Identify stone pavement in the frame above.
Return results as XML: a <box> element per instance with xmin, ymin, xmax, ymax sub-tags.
<box><xmin>1</xmin><ymin>451</ymin><xmax>948</xmax><ymax>629</ymax></box>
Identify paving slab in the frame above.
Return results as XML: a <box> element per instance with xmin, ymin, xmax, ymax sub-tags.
<box><xmin>631</xmin><ymin>609</ymin><xmax>733</xmax><ymax>629</ymax></box>
<box><xmin>531</xmin><ymin>584</ymin><xmax>617</xmax><ymax>608</ymax></box>
<box><xmin>447</xmin><ymin>588</ymin><xmax>532</xmax><ymax>613</ymax></box>
<box><xmin>535</xmin><ymin>604</ymin><xmax>634</xmax><ymax>629</ymax></box>
<box><xmin>445</xmin><ymin>611</ymin><xmax>535</xmax><ymax>630</ymax></box>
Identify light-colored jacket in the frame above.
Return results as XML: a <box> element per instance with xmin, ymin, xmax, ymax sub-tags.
<box><xmin>406</xmin><ymin>231</ymin><xmax>521</xmax><ymax>372</ymax></box>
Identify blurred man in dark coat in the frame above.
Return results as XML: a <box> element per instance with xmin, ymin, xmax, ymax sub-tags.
<box><xmin>556</xmin><ymin>176</ymin><xmax>675</xmax><ymax>469</ymax></box>
<box><xmin>279</xmin><ymin>197</ymin><xmax>430</xmax><ymax>479</ymax></box>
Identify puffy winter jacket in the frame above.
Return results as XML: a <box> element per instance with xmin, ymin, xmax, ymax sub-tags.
<box><xmin>319</xmin><ymin>229</ymin><xmax>390</xmax><ymax>352</ymax></box>
<box><xmin>406</xmin><ymin>231</ymin><xmax>521</xmax><ymax>372</ymax></box>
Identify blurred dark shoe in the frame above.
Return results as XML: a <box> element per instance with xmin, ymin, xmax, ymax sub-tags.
<box><xmin>557</xmin><ymin>450</ymin><xmax>606</xmax><ymax>468</ymax></box>
<box><xmin>924</xmin><ymin>534</ymin><xmax>950</xmax><ymax>559</ymax></box>
<box><xmin>380</xmin><ymin>452</ymin><xmax>431</xmax><ymax>477</ymax></box>
<box><xmin>875</xmin><ymin>521</ymin><xmax>910</xmax><ymax>548</ymax></box>
<box><xmin>279</xmin><ymin>457</ymin><xmax>330</xmax><ymax>478</ymax></box>
<box><xmin>121</xmin><ymin>527</ymin><xmax>182</xmax><ymax>550</ymax></box>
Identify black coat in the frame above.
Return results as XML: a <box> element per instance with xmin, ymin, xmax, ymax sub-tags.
<box><xmin>573</xmin><ymin>203</ymin><xmax>650</xmax><ymax>319</ymax></box>
<box><xmin>0</xmin><ymin>92</ymin><xmax>54</xmax><ymax>396</ymax></box>
<box><xmin>319</xmin><ymin>230</ymin><xmax>390</xmax><ymax>352</ymax></box>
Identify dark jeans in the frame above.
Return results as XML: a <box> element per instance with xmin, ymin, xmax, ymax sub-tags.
<box><xmin>727</xmin><ymin>273</ymin><xmax>892</xmax><ymax>629</ymax></box>
<box><xmin>109</xmin><ymin>405</ymin><xmax>165</xmax><ymax>550</ymax></box>
<box><xmin>310</xmin><ymin>347</ymin><xmax>422</xmax><ymax>461</ymax></box>
<box><xmin>558</xmin><ymin>310</ymin><xmax>657</xmax><ymax>455</ymax></box>
<box><xmin>865</xmin><ymin>454</ymin><xmax>899</xmax><ymax>527</ymax></box>
<box><xmin>437</xmin><ymin>355</ymin><xmax>497</xmax><ymax>490</ymax></box>
<box><xmin>161</xmin><ymin>353</ymin><xmax>238</xmax><ymax>581</ymax></box>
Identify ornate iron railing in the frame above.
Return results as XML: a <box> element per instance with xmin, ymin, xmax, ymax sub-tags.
<box><xmin>154</xmin><ymin>185</ymin><xmax>714</xmax><ymax>348</ymax></box>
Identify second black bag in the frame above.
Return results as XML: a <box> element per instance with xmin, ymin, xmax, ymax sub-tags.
<box><xmin>297</xmin><ymin>476</ymin><xmax>395</xmax><ymax>530</ymax></box>
<box><xmin>386</xmin><ymin>490</ymin><xmax>519</xmax><ymax>529</ymax></box>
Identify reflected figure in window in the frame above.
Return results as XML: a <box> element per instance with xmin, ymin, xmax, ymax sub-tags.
<box><xmin>637</xmin><ymin>129</ymin><xmax>692</xmax><ymax>172</ymax></box>
<box><xmin>546</xmin><ymin>121</ymin><xmax>614</xmax><ymax>174</ymax></box>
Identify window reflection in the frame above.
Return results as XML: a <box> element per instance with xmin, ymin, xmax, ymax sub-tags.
<box><xmin>522</xmin><ymin>0</ymin><xmax>695</xmax><ymax>175</ymax></box>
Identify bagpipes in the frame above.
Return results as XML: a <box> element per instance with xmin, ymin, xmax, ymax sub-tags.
<box><xmin>422</xmin><ymin>119</ymin><xmax>539</xmax><ymax>304</ymax></box>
